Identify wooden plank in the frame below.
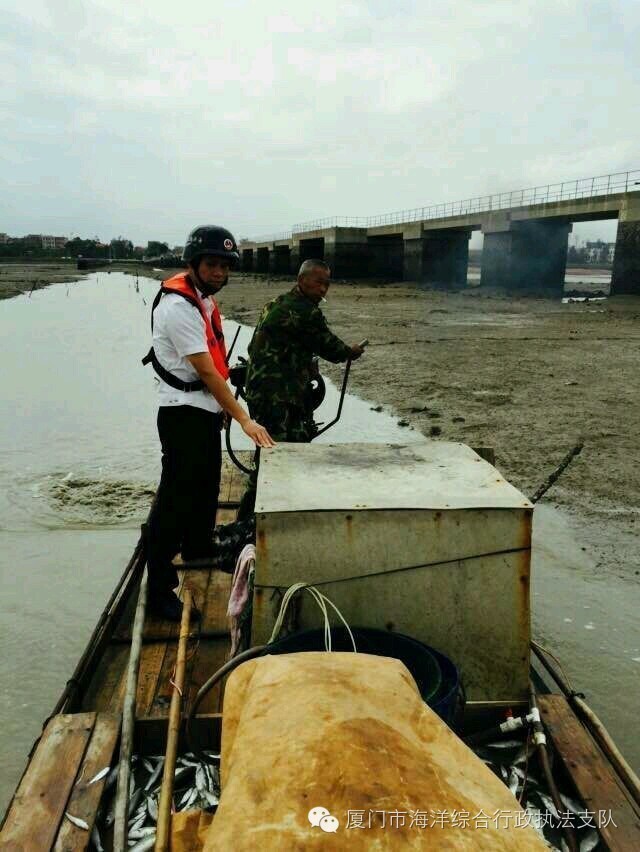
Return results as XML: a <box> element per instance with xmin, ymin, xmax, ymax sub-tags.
<box><xmin>187</xmin><ymin>638</ymin><xmax>231</xmax><ymax>715</ymax></box>
<box><xmin>148</xmin><ymin>641</ymin><xmax>180</xmax><ymax>718</ymax></box>
<box><xmin>185</xmin><ymin>571</ymin><xmax>233</xmax><ymax>714</ymax></box>
<box><xmin>538</xmin><ymin>694</ymin><xmax>640</xmax><ymax>851</ymax></box>
<box><xmin>135</xmin><ymin>714</ymin><xmax>222</xmax><ymax>755</ymax></box>
<box><xmin>135</xmin><ymin>641</ymin><xmax>173</xmax><ymax>717</ymax></box>
<box><xmin>81</xmin><ymin>645</ymin><xmax>129</xmax><ymax>713</ymax></box>
<box><xmin>1</xmin><ymin>714</ymin><xmax>95</xmax><ymax>851</ymax></box>
<box><xmin>53</xmin><ymin>714</ymin><xmax>120</xmax><ymax>851</ymax></box>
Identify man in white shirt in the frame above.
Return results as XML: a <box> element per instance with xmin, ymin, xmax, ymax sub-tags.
<box><xmin>143</xmin><ymin>225</ymin><xmax>274</xmax><ymax>621</ymax></box>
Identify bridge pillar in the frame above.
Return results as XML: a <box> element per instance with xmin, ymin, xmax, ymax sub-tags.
<box><xmin>368</xmin><ymin>234</ymin><xmax>404</xmax><ymax>278</ymax></box>
<box><xmin>290</xmin><ymin>245</ymin><xmax>300</xmax><ymax>275</ymax></box>
<box><xmin>270</xmin><ymin>244</ymin><xmax>291</xmax><ymax>275</ymax></box>
<box><xmin>403</xmin><ymin>236</ymin><xmax>423</xmax><ymax>281</ymax></box>
<box><xmin>421</xmin><ymin>230</ymin><xmax>471</xmax><ymax>288</ymax></box>
<box><xmin>403</xmin><ymin>230</ymin><xmax>470</xmax><ymax>286</ymax></box>
<box><xmin>298</xmin><ymin>236</ymin><xmax>325</xmax><ymax>266</ymax></box>
<box><xmin>256</xmin><ymin>246</ymin><xmax>270</xmax><ymax>273</ymax></box>
<box><xmin>611</xmin><ymin>197</ymin><xmax>640</xmax><ymax>295</ymax></box>
<box><xmin>323</xmin><ymin>228</ymin><xmax>369</xmax><ymax>278</ymax></box>
<box><xmin>481</xmin><ymin>220</ymin><xmax>570</xmax><ymax>291</ymax></box>
<box><xmin>241</xmin><ymin>248</ymin><xmax>254</xmax><ymax>272</ymax></box>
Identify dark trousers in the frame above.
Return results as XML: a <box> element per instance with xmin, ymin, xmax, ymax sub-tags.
<box><xmin>146</xmin><ymin>405</ymin><xmax>222</xmax><ymax>598</ymax></box>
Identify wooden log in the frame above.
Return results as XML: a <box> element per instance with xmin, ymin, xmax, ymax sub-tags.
<box><xmin>155</xmin><ymin>589</ymin><xmax>193</xmax><ymax>851</ymax></box>
<box><xmin>538</xmin><ymin>694</ymin><xmax>640</xmax><ymax>851</ymax></box>
<box><xmin>53</xmin><ymin>713</ymin><xmax>120</xmax><ymax>851</ymax></box>
<box><xmin>0</xmin><ymin>713</ymin><xmax>95</xmax><ymax>851</ymax></box>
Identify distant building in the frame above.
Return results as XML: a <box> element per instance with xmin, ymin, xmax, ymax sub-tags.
<box><xmin>585</xmin><ymin>241</ymin><xmax>615</xmax><ymax>264</ymax></box>
<box><xmin>0</xmin><ymin>233</ymin><xmax>9</xmax><ymax>244</ymax></box>
<box><xmin>41</xmin><ymin>235</ymin><xmax>68</xmax><ymax>250</ymax></box>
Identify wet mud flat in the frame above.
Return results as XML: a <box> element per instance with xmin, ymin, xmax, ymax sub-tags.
<box><xmin>211</xmin><ymin>271</ymin><xmax>640</xmax><ymax>583</ymax></box>
<box><xmin>4</xmin><ymin>262</ymin><xmax>638</xmax><ymax>581</ymax></box>
<box><xmin>0</xmin><ymin>262</ymin><xmax>86</xmax><ymax>299</ymax></box>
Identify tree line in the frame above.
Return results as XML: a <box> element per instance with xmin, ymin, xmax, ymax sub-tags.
<box><xmin>0</xmin><ymin>237</ymin><xmax>173</xmax><ymax>260</ymax></box>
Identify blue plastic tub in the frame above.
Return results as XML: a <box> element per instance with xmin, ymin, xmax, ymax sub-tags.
<box><xmin>268</xmin><ymin>627</ymin><xmax>462</xmax><ymax>724</ymax></box>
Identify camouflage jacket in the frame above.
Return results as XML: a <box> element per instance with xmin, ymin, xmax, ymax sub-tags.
<box><xmin>245</xmin><ymin>287</ymin><xmax>352</xmax><ymax>413</ymax></box>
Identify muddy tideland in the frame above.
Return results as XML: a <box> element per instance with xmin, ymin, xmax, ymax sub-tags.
<box><xmin>0</xmin><ymin>262</ymin><xmax>85</xmax><ymax>299</ymax></box>
<box><xmin>214</xmin><ymin>272</ymin><xmax>640</xmax><ymax>583</ymax></box>
<box><xmin>6</xmin><ymin>261</ymin><xmax>639</xmax><ymax>580</ymax></box>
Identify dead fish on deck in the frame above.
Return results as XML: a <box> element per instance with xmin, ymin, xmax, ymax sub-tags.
<box><xmin>146</xmin><ymin>794</ymin><xmax>158</xmax><ymax>822</ymax></box>
<box><xmin>195</xmin><ymin>766</ymin><xmax>207</xmax><ymax>793</ymax></box>
<box><xmin>507</xmin><ymin>768</ymin><xmax>519</xmax><ymax>796</ymax></box>
<box><xmin>201</xmin><ymin>789</ymin><xmax>219</xmax><ymax>808</ymax></box>
<box><xmin>486</xmin><ymin>739</ymin><xmax>522</xmax><ymax>749</ymax></box>
<box><xmin>580</xmin><ymin>829</ymin><xmax>600</xmax><ymax>852</ymax></box>
<box><xmin>64</xmin><ymin>812</ymin><xmax>90</xmax><ymax>830</ymax></box>
<box><xmin>144</xmin><ymin>757</ymin><xmax>164</xmax><ymax>790</ymax></box>
<box><xmin>128</xmin><ymin>836</ymin><xmax>156</xmax><ymax>852</ymax></box>
<box><xmin>129</xmin><ymin>788</ymin><xmax>143</xmax><ymax>815</ymax></box>
<box><xmin>91</xmin><ymin>825</ymin><xmax>104</xmax><ymax>851</ymax></box>
<box><xmin>104</xmin><ymin>766</ymin><xmax>119</xmax><ymax>790</ymax></box>
<box><xmin>560</xmin><ymin>792</ymin><xmax>584</xmax><ymax>815</ymax></box>
<box><xmin>537</xmin><ymin>790</ymin><xmax>560</xmax><ymax>819</ymax></box>
<box><xmin>88</xmin><ymin>766</ymin><xmax>111</xmax><ymax>786</ymax></box>
<box><xmin>129</xmin><ymin>826</ymin><xmax>156</xmax><ymax>840</ymax></box>
<box><xmin>179</xmin><ymin>787</ymin><xmax>199</xmax><ymax>809</ymax></box>
<box><xmin>512</xmin><ymin>745</ymin><xmax>529</xmax><ymax>766</ymax></box>
<box><xmin>129</xmin><ymin>816</ymin><xmax>146</xmax><ymax>836</ymax></box>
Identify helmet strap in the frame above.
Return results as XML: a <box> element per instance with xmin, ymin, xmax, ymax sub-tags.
<box><xmin>189</xmin><ymin>259</ymin><xmax>226</xmax><ymax>297</ymax></box>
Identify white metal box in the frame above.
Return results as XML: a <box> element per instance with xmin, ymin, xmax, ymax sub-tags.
<box><xmin>251</xmin><ymin>441</ymin><xmax>533</xmax><ymax>702</ymax></box>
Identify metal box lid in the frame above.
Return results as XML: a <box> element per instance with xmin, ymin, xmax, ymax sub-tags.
<box><xmin>256</xmin><ymin>441</ymin><xmax>532</xmax><ymax>514</ymax></box>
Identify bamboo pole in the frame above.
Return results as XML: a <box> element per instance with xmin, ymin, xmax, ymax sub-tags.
<box><xmin>113</xmin><ymin>567</ymin><xmax>149</xmax><ymax>852</ymax></box>
<box><xmin>531</xmin><ymin>441</ymin><xmax>584</xmax><ymax>503</ymax></box>
<box><xmin>155</xmin><ymin>589</ymin><xmax>193</xmax><ymax>851</ymax></box>
<box><xmin>531</xmin><ymin>641</ymin><xmax>640</xmax><ymax>806</ymax></box>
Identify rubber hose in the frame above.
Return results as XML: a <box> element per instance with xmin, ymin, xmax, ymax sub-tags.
<box><xmin>186</xmin><ymin>645</ymin><xmax>268</xmax><ymax>763</ymax></box>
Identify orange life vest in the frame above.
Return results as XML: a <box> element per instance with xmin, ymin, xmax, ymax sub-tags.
<box><xmin>157</xmin><ymin>272</ymin><xmax>229</xmax><ymax>381</ymax></box>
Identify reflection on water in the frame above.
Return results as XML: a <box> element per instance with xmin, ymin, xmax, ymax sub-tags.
<box><xmin>0</xmin><ymin>272</ymin><xmax>637</xmax><ymax>815</ymax></box>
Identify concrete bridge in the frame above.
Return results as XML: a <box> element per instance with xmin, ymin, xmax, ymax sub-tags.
<box><xmin>240</xmin><ymin>170</ymin><xmax>640</xmax><ymax>294</ymax></box>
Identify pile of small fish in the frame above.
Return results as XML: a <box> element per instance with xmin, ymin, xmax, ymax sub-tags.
<box><xmin>91</xmin><ymin>752</ymin><xmax>220</xmax><ymax>851</ymax></box>
<box><xmin>479</xmin><ymin>738</ymin><xmax>601</xmax><ymax>852</ymax></box>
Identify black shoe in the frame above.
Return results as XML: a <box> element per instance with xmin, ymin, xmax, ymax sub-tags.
<box><xmin>148</xmin><ymin>591</ymin><xmax>202</xmax><ymax>624</ymax></box>
<box><xmin>147</xmin><ymin>591</ymin><xmax>185</xmax><ymax>623</ymax></box>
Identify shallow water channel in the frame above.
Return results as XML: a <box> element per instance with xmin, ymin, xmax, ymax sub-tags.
<box><xmin>0</xmin><ymin>273</ymin><xmax>637</xmax><ymax>813</ymax></box>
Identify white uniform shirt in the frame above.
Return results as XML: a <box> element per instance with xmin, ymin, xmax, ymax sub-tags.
<box><xmin>152</xmin><ymin>289</ymin><xmax>223</xmax><ymax>413</ymax></box>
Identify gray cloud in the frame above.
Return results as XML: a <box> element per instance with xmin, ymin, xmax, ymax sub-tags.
<box><xmin>1</xmin><ymin>0</ymin><xmax>637</xmax><ymax>244</ymax></box>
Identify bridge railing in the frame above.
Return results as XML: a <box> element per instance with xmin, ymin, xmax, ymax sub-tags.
<box><xmin>243</xmin><ymin>231</ymin><xmax>293</xmax><ymax>244</ymax></box>
<box><xmin>291</xmin><ymin>168</ymin><xmax>640</xmax><ymax>234</ymax></box>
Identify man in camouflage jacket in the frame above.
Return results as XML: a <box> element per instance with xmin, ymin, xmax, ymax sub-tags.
<box><xmin>236</xmin><ymin>259</ymin><xmax>364</xmax><ymax>518</ymax></box>
<box><xmin>244</xmin><ymin>259</ymin><xmax>365</xmax><ymax>441</ymax></box>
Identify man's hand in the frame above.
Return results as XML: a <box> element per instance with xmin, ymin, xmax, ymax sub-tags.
<box><xmin>241</xmin><ymin>418</ymin><xmax>276</xmax><ymax>448</ymax></box>
<box><xmin>349</xmin><ymin>343</ymin><xmax>366</xmax><ymax>360</ymax></box>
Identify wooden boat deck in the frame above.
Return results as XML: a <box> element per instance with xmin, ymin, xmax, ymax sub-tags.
<box><xmin>81</xmin><ymin>454</ymin><xmax>247</xmax><ymax>720</ymax></box>
<box><xmin>2</xmin><ymin>451</ymin><xmax>640</xmax><ymax>850</ymax></box>
<box><xmin>1</xmin><ymin>454</ymin><xmax>249</xmax><ymax>849</ymax></box>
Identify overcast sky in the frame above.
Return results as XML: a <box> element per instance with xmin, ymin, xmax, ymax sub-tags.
<box><xmin>1</xmin><ymin>0</ymin><xmax>638</xmax><ymax>246</ymax></box>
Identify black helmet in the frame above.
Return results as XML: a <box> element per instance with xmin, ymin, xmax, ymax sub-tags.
<box><xmin>182</xmin><ymin>225</ymin><xmax>240</xmax><ymax>267</ymax></box>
